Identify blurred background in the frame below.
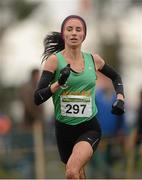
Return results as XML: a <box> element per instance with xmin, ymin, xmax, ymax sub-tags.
<box><xmin>0</xmin><ymin>0</ymin><xmax>142</xmax><ymax>178</ymax></box>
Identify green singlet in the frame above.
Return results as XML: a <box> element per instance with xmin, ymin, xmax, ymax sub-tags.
<box><xmin>52</xmin><ymin>52</ymin><xmax>98</xmax><ymax>125</ymax></box>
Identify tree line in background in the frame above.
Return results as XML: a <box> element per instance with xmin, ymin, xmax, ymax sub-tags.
<box><xmin>0</xmin><ymin>0</ymin><xmax>141</xmax><ymax>117</ymax></box>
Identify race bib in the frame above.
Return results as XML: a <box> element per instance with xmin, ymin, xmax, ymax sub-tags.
<box><xmin>60</xmin><ymin>95</ymin><xmax>92</xmax><ymax>117</ymax></box>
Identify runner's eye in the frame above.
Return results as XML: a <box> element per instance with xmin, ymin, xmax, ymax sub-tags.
<box><xmin>66</xmin><ymin>26</ymin><xmax>73</xmax><ymax>31</ymax></box>
<box><xmin>76</xmin><ymin>27</ymin><xmax>81</xmax><ymax>32</ymax></box>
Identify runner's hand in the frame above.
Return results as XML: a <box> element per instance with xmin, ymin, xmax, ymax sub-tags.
<box><xmin>111</xmin><ymin>99</ymin><xmax>125</xmax><ymax>115</ymax></box>
<box><xmin>58</xmin><ymin>64</ymin><xmax>70</xmax><ymax>86</ymax></box>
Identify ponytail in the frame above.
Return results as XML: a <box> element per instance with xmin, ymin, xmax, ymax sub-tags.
<box><xmin>42</xmin><ymin>31</ymin><xmax>65</xmax><ymax>63</ymax></box>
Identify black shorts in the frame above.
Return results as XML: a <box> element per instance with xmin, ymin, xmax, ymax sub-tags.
<box><xmin>55</xmin><ymin>116</ymin><xmax>102</xmax><ymax>164</ymax></box>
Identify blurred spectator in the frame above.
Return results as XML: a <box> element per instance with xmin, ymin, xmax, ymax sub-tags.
<box><xmin>0</xmin><ymin>113</ymin><xmax>12</xmax><ymax>135</ymax></box>
<box><xmin>135</xmin><ymin>89</ymin><xmax>142</xmax><ymax>149</ymax></box>
<box><xmin>125</xmin><ymin>89</ymin><xmax>142</xmax><ymax>179</ymax></box>
<box><xmin>89</xmin><ymin>73</ymin><xmax>127</xmax><ymax>179</ymax></box>
<box><xmin>96</xmin><ymin>73</ymin><xmax>127</xmax><ymax>137</ymax></box>
<box><xmin>17</xmin><ymin>68</ymin><xmax>45</xmax><ymax>178</ymax></box>
<box><xmin>132</xmin><ymin>89</ymin><xmax>142</xmax><ymax>171</ymax></box>
<box><xmin>19</xmin><ymin>68</ymin><xmax>44</xmax><ymax>128</ymax></box>
<box><xmin>0</xmin><ymin>113</ymin><xmax>12</xmax><ymax>152</ymax></box>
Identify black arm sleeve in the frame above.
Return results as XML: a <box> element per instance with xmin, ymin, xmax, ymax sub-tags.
<box><xmin>99</xmin><ymin>64</ymin><xmax>124</xmax><ymax>97</ymax></box>
<box><xmin>34</xmin><ymin>71</ymin><xmax>54</xmax><ymax>105</ymax></box>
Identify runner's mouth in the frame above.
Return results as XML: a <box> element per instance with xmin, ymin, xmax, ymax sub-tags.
<box><xmin>70</xmin><ymin>38</ymin><xmax>77</xmax><ymax>41</ymax></box>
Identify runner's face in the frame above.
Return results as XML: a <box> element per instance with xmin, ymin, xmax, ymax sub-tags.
<box><xmin>63</xmin><ymin>19</ymin><xmax>85</xmax><ymax>47</ymax></box>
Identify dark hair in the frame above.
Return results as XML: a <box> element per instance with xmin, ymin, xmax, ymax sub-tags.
<box><xmin>42</xmin><ymin>31</ymin><xmax>65</xmax><ymax>62</ymax></box>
